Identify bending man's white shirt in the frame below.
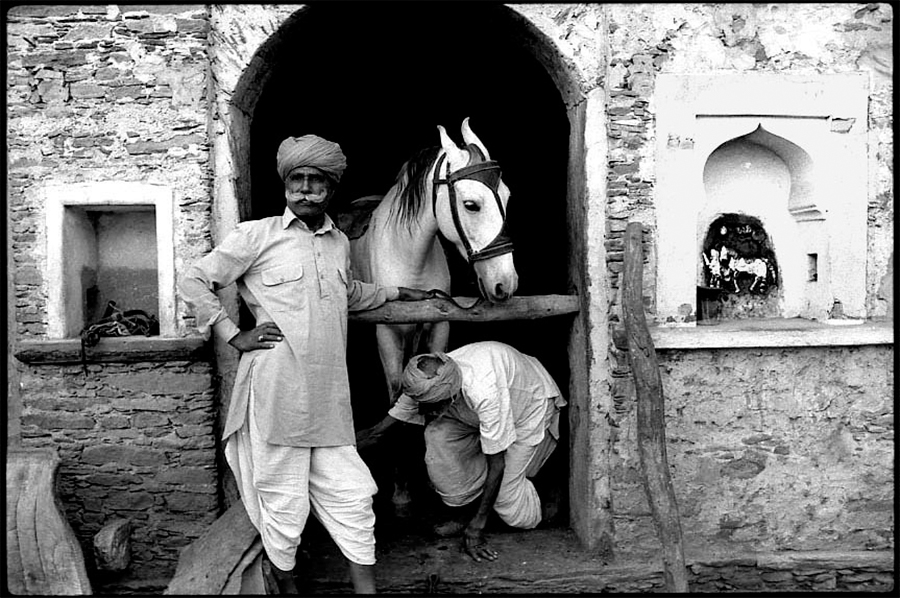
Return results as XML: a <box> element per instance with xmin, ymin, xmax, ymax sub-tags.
<box><xmin>390</xmin><ymin>341</ymin><xmax>566</xmax><ymax>528</ymax></box>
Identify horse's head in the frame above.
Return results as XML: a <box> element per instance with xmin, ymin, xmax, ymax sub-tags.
<box><xmin>433</xmin><ymin>118</ymin><xmax>518</xmax><ymax>302</ymax></box>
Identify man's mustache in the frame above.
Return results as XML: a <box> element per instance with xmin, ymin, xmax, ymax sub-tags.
<box><xmin>288</xmin><ymin>191</ymin><xmax>328</xmax><ymax>204</ymax></box>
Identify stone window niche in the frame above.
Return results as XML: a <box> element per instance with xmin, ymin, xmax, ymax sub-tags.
<box><xmin>45</xmin><ymin>182</ymin><xmax>176</xmax><ymax>339</ymax></box>
<box><xmin>656</xmin><ymin>73</ymin><xmax>869</xmax><ymax>331</ymax></box>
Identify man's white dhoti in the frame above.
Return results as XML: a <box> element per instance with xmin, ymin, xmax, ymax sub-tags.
<box><xmin>424</xmin><ymin>396</ymin><xmax>560</xmax><ymax>530</ymax></box>
<box><xmin>225</xmin><ymin>387</ymin><xmax>377</xmax><ymax>571</ymax></box>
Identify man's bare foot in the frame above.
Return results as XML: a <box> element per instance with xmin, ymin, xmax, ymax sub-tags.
<box><xmin>261</xmin><ymin>553</ymin><xmax>298</xmax><ymax>595</ymax></box>
<box><xmin>348</xmin><ymin>561</ymin><xmax>376</xmax><ymax>594</ymax></box>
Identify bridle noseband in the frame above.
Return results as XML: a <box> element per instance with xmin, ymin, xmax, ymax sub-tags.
<box><xmin>431</xmin><ymin>144</ymin><xmax>514</xmax><ymax>263</ymax></box>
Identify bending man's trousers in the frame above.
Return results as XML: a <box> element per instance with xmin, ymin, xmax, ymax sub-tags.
<box><xmin>225</xmin><ymin>386</ymin><xmax>378</xmax><ymax>571</ymax></box>
<box><xmin>423</xmin><ymin>398</ymin><xmax>560</xmax><ymax>529</ymax></box>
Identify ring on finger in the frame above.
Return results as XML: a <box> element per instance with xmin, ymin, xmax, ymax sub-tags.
<box><xmin>258</xmin><ymin>335</ymin><xmax>264</xmax><ymax>342</ymax></box>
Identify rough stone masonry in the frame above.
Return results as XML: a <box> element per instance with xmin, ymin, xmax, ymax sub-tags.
<box><xmin>6</xmin><ymin>3</ymin><xmax>893</xmax><ymax>594</ymax></box>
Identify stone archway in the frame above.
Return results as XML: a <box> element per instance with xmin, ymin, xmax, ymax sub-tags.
<box><xmin>210</xmin><ymin>4</ymin><xmax>611</xmax><ymax>551</ymax></box>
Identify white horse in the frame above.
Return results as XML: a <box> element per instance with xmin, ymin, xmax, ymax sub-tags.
<box><xmin>348</xmin><ymin>119</ymin><xmax>518</xmax><ymax>516</ymax></box>
<box><xmin>730</xmin><ymin>256</ymin><xmax>770</xmax><ymax>293</ymax></box>
<box><xmin>349</xmin><ymin>118</ymin><xmax>519</xmax><ymax>406</ymax></box>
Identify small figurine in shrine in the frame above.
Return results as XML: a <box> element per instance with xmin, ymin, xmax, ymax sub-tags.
<box><xmin>703</xmin><ymin>245</ymin><xmax>736</xmax><ymax>289</ymax></box>
<box><xmin>703</xmin><ymin>247</ymin><xmax>724</xmax><ymax>288</ymax></box>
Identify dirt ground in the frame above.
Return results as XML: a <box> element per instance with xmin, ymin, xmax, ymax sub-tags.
<box><xmin>288</xmin><ymin>414</ymin><xmax>624</xmax><ymax>594</ymax></box>
<box><xmin>291</xmin><ymin>476</ymin><xmax>662</xmax><ymax>596</ymax></box>
<box><xmin>297</xmin><ymin>515</ymin><xmax>625</xmax><ymax>594</ymax></box>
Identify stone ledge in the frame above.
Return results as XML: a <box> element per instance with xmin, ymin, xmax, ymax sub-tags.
<box><xmin>14</xmin><ymin>336</ymin><xmax>210</xmax><ymax>365</ymax></box>
<box><xmin>612</xmin><ymin>319</ymin><xmax>893</xmax><ymax>351</ymax></box>
<box><xmin>650</xmin><ymin>319</ymin><xmax>893</xmax><ymax>350</ymax></box>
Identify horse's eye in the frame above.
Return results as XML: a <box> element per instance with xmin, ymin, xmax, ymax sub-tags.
<box><xmin>462</xmin><ymin>200</ymin><xmax>481</xmax><ymax>212</ymax></box>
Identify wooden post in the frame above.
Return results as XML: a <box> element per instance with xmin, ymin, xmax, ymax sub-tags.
<box><xmin>165</xmin><ymin>500</ymin><xmax>262</xmax><ymax>594</ymax></box>
<box><xmin>7</xmin><ymin>448</ymin><xmax>93</xmax><ymax>595</ymax></box>
<box><xmin>621</xmin><ymin>222</ymin><xmax>689</xmax><ymax>592</ymax></box>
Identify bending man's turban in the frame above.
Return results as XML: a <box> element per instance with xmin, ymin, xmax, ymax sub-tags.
<box><xmin>401</xmin><ymin>352</ymin><xmax>462</xmax><ymax>404</ymax></box>
<box><xmin>276</xmin><ymin>134</ymin><xmax>347</xmax><ymax>183</ymax></box>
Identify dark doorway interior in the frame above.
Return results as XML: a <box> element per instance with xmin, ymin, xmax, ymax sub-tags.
<box><xmin>248</xmin><ymin>3</ymin><xmax>572</xmax><ymax>536</ymax></box>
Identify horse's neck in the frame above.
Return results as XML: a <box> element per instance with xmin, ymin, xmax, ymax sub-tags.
<box><xmin>374</xmin><ymin>183</ymin><xmax>444</xmax><ymax>275</ymax></box>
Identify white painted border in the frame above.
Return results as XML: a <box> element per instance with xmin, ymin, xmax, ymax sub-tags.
<box><xmin>655</xmin><ymin>72</ymin><xmax>869</xmax><ymax>323</ymax></box>
<box><xmin>44</xmin><ymin>182</ymin><xmax>176</xmax><ymax>338</ymax></box>
<box><xmin>651</xmin><ymin>320</ymin><xmax>893</xmax><ymax>350</ymax></box>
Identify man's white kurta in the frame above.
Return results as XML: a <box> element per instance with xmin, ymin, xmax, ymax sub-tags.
<box><xmin>181</xmin><ymin>208</ymin><xmax>398</xmax><ymax>447</ymax></box>
<box><xmin>181</xmin><ymin>207</ymin><xmax>396</xmax><ymax>568</ymax></box>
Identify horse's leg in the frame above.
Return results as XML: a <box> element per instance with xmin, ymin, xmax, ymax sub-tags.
<box><xmin>375</xmin><ymin>324</ymin><xmax>417</xmax><ymax>518</ymax></box>
<box><xmin>425</xmin><ymin>321</ymin><xmax>450</xmax><ymax>354</ymax></box>
<box><xmin>375</xmin><ymin>324</ymin><xmax>410</xmax><ymax>406</ymax></box>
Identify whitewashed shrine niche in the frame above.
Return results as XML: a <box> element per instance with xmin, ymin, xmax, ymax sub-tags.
<box><xmin>700</xmin><ymin>213</ymin><xmax>780</xmax><ymax>321</ymax></box>
<box><xmin>656</xmin><ymin>73</ymin><xmax>868</xmax><ymax>325</ymax></box>
<box><xmin>45</xmin><ymin>182</ymin><xmax>176</xmax><ymax>339</ymax></box>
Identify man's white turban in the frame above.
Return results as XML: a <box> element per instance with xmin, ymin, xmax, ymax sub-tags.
<box><xmin>401</xmin><ymin>352</ymin><xmax>462</xmax><ymax>404</ymax></box>
<box><xmin>276</xmin><ymin>134</ymin><xmax>347</xmax><ymax>183</ymax></box>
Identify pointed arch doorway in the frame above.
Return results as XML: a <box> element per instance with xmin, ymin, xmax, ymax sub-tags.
<box><xmin>218</xmin><ymin>2</ymin><xmax>603</xmax><ymax>554</ymax></box>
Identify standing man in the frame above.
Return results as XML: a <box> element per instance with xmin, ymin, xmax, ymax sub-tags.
<box><xmin>181</xmin><ymin>134</ymin><xmax>429</xmax><ymax>594</ymax></box>
<box><xmin>356</xmin><ymin>340</ymin><xmax>566</xmax><ymax>563</ymax></box>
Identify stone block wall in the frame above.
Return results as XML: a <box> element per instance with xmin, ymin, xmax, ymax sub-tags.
<box><xmin>18</xmin><ymin>361</ymin><xmax>219</xmax><ymax>593</ymax></box>
<box><xmin>603</xmin><ymin>2</ymin><xmax>894</xmax><ymax>557</ymax></box>
<box><xmin>7</xmin><ymin>4</ymin><xmax>214</xmax><ymax>339</ymax></box>
<box><xmin>7</xmin><ymin>4</ymin><xmax>220</xmax><ymax>593</ymax></box>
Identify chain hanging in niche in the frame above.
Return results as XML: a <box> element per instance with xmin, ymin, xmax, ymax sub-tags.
<box><xmin>79</xmin><ymin>300</ymin><xmax>160</xmax><ymax>375</ymax></box>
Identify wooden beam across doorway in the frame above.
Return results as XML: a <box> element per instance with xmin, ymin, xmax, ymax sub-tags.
<box><xmin>349</xmin><ymin>294</ymin><xmax>579</xmax><ymax>324</ymax></box>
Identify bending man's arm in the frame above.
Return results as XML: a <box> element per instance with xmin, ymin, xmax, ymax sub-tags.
<box><xmin>355</xmin><ymin>393</ymin><xmax>425</xmax><ymax>451</ymax></box>
<box><xmin>464</xmin><ymin>450</ymin><xmax>505</xmax><ymax>563</ymax></box>
<box><xmin>355</xmin><ymin>414</ymin><xmax>401</xmax><ymax>452</ymax></box>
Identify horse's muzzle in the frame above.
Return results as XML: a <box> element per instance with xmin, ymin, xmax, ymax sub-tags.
<box><xmin>469</xmin><ymin>225</ymin><xmax>514</xmax><ymax>263</ymax></box>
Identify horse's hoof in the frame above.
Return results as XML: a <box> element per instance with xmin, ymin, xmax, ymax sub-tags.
<box><xmin>393</xmin><ymin>503</ymin><xmax>413</xmax><ymax>519</ymax></box>
<box><xmin>392</xmin><ymin>493</ymin><xmax>413</xmax><ymax>518</ymax></box>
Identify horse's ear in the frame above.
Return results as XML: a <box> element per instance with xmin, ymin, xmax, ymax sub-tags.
<box><xmin>437</xmin><ymin>125</ymin><xmax>468</xmax><ymax>170</ymax></box>
<box><xmin>460</xmin><ymin>117</ymin><xmax>490</xmax><ymax>160</ymax></box>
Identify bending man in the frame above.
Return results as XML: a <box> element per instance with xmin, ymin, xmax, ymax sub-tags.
<box><xmin>357</xmin><ymin>340</ymin><xmax>566</xmax><ymax>562</ymax></box>
<box><xmin>181</xmin><ymin>134</ymin><xmax>429</xmax><ymax>594</ymax></box>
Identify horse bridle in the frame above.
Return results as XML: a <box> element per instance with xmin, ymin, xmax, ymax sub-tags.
<box><xmin>431</xmin><ymin>144</ymin><xmax>514</xmax><ymax>263</ymax></box>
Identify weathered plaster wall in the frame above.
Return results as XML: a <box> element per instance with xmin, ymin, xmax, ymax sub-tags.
<box><xmin>613</xmin><ymin>346</ymin><xmax>893</xmax><ymax>554</ymax></box>
<box><xmin>507</xmin><ymin>3</ymin><xmax>615</xmax><ymax>554</ymax></box>
<box><xmin>604</xmin><ymin>2</ymin><xmax>893</xmax><ymax>558</ymax></box>
<box><xmin>7</xmin><ymin>4</ymin><xmax>219</xmax><ymax>593</ymax></box>
<box><xmin>604</xmin><ymin>2</ymin><xmax>893</xmax><ymax>320</ymax></box>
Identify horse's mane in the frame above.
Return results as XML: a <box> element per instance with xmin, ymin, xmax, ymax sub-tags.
<box><xmin>388</xmin><ymin>145</ymin><xmax>442</xmax><ymax>230</ymax></box>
